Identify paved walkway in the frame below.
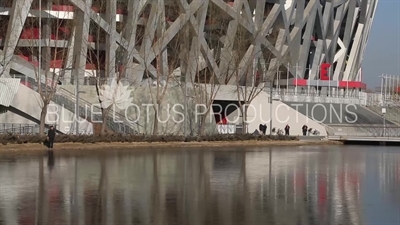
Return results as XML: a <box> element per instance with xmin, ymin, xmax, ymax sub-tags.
<box><xmin>328</xmin><ymin>135</ymin><xmax>400</xmax><ymax>143</ymax></box>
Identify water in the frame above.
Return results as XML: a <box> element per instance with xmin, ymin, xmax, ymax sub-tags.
<box><xmin>0</xmin><ymin>146</ymin><xmax>399</xmax><ymax>225</ymax></box>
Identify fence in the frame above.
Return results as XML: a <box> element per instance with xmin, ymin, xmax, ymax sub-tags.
<box><xmin>217</xmin><ymin>124</ymin><xmax>236</xmax><ymax>134</ymax></box>
<box><xmin>332</xmin><ymin>126</ymin><xmax>400</xmax><ymax>137</ymax></box>
<box><xmin>0</xmin><ymin>123</ymin><xmax>39</xmax><ymax>135</ymax></box>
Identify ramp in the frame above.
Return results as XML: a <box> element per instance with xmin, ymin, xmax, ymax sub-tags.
<box><xmin>6</xmin><ymin>82</ymin><xmax>93</xmax><ymax>134</ymax></box>
<box><xmin>284</xmin><ymin>102</ymin><xmax>393</xmax><ymax>125</ymax></box>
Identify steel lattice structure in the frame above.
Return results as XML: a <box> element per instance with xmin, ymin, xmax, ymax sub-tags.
<box><xmin>0</xmin><ymin>0</ymin><xmax>378</xmax><ymax>87</ymax></box>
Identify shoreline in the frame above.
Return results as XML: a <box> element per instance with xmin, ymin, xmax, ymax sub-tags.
<box><xmin>0</xmin><ymin>140</ymin><xmax>342</xmax><ymax>155</ymax></box>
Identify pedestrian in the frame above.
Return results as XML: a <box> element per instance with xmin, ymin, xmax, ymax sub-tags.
<box><xmin>47</xmin><ymin>126</ymin><xmax>56</xmax><ymax>150</ymax></box>
<box><xmin>284</xmin><ymin>124</ymin><xmax>290</xmax><ymax>136</ymax></box>
<box><xmin>263</xmin><ymin>124</ymin><xmax>267</xmax><ymax>135</ymax></box>
<box><xmin>259</xmin><ymin>124</ymin><xmax>263</xmax><ymax>135</ymax></box>
<box><xmin>302</xmin><ymin>125</ymin><xmax>308</xmax><ymax>136</ymax></box>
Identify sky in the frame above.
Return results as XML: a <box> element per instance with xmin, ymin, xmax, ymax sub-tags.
<box><xmin>362</xmin><ymin>0</ymin><xmax>400</xmax><ymax>88</ymax></box>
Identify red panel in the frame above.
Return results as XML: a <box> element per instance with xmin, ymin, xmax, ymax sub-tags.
<box><xmin>86</xmin><ymin>64</ymin><xmax>97</xmax><ymax>70</ymax></box>
<box><xmin>339</xmin><ymin>81</ymin><xmax>367</xmax><ymax>89</ymax></box>
<box><xmin>396</xmin><ymin>87</ymin><xmax>400</xmax><ymax>93</ymax></box>
<box><xmin>320</xmin><ymin>63</ymin><xmax>330</xmax><ymax>80</ymax></box>
<box><xmin>20</xmin><ymin>28</ymin><xmax>40</xmax><ymax>39</ymax></box>
<box><xmin>21</xmin><ymin>81</ymin><xmax>31</xmax><ymax>88</ymax></box>
<box><xmin>50</xmin><ymin>60</ymin><xmax>63</xmax><ymax>68</ymax></box>
<box><xmin>293</xmin><ymin>79</ymin><xmax>307</xmax><ymax>86</ymax></box>
<box><xmin>116</xmin><ymin>8</ymin><xmax>126</xmax><ymax>14</ymax></box>
<box><xmin>18</xmin><ymin>55</ymin><xmax>29</xmax><ymax>61</ymax></box>
<box><xmin>218</xmin><ymin>117</ymin><xmax>228</xmax><ymax>124</ymax></box>
<box><xmin>88</xmin><ymin>35</ymin><xmax>95</xmax><ymax>42</ymax></box>
<box><xmin>91</xmin><ymin>6</ymin><xmax>100</xmax><ymax>13</ymax></box>
<box><xmin>59</xmin><ymin>27</ymin><xmax>71</xmax><ymax>35</ymax></box>
<box><xmin>51</xmin><ymin>5</ymin><xmax>74</xmax><ymax>11</ymax></box>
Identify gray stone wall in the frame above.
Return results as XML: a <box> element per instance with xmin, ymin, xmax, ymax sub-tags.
<box><xmin>126</xmin><ymin>86</ymin><xmax>217</xmax><ymax>135</ymax></box>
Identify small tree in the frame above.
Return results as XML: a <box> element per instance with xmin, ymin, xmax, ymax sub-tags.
<box><xmin>194</xmin><ymin>68</ymin><xmax>221</xmax><ymax>136</ymax></box>
<box><xmin>141</xmin><ymin>1</ymin><xmax>184</xmax><ymax>135</ymax></box>
<box><xmin>16</xmin><ymin>0</ymin><xmax>72</xmax><ymax>135</ymax></box>
<box><xmin>182</xmin><ymin>31</ymin><xmax>221</xmax><ymax>135</ymax></box>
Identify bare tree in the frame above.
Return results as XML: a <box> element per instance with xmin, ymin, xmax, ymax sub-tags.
<box><xmin>182</xmin><ymin>3</ymin><xmax>226</xmax><ymax>136</ymax></box>
<box><xmin>193</xmin><ymin>68</ymin><xmax>221</xmax><ymax>136</ymax></box>
<box><xmin>83</xmin><ymin>1</ymin><xmax>140</xmax><ymax>135</ymax></box>
<box><xmin>141</xmin><ymin>1</ymin><xmax>185</xmax><ymax>135</ymax></box>
<box><xmin>229</xmin><ymin>22</ymin><xmax>283</xmax><ymax>134</ymax></box>
<box><xmin>14</xmin><ymin>0</ymin><xmax>72</xmax><ymax>135</ymax></box>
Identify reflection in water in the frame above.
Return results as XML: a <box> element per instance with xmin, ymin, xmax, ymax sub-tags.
<box><xmin>0</xmin><ymin>146</ymin><xmax>399</xmax><ymax>225</ymax></box>
<box><xmin>47</xmin><ymin>151</ymin><xmax>55</xmax><ymax>171</ymax></box>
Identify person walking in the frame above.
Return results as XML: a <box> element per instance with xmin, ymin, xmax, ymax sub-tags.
<box><xmin>284</xmin><ymin>124</ymin><xmax>290</xmax><ymax>136</ymax></box>
<box><xmin>302</xmin><ymin>125</ymin><xmax>308</xmax><ymax>136</ymax></box>
<box><xmin>47</xmin><ymin>126</ymin><xmax>56</xmax><ymax>150</ymax></box>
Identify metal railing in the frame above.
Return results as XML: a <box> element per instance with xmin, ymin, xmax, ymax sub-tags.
<box><xmin>0</xmin><ymin>123</ymin><xmax>39</xmax><ymax>135</ymax></box>
<box><xmin>332</xmin><ymin>126</ymin><xmax>400</xmax><ymax>137</ymax></box>
<box><xmin>265</xmin><ymin>88</ymin><xmax>367</xmax><ymax>105</ymax></box>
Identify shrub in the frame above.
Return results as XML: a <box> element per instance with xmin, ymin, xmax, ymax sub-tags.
<box><xmin>0</xmin><ymin>133</ymin><xmax>298</xmax><ymax>145</ymax></box>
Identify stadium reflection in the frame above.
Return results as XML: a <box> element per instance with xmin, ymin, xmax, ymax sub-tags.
<box><xmin>0</xmin><ymin>146</ymin><xmax>399</xmax><ymax>225</ymax></box>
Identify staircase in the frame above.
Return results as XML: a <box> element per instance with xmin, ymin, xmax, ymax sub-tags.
<box><xmin>20</xmin><ymin>75</ymin><xmax>140</xmax><ymax>134</ymax></box>
<box><xmin>54</xmin><ymin>87</ymin><xmax>140</xmax><ymax>134</ymax></box>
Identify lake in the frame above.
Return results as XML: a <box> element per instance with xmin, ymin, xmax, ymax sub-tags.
<box><xmin>0</xmin><ymin>145</ymin><xmax>399</xmax><ymax>225</ymax></box>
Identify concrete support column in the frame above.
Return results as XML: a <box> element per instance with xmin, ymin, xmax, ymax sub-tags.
<box><xmin>41</xmin><ymin>0</ymin><xmax>52</xmax><ymax>72</ymax></box>
<box><xmin>64</xmin><ymin>26</ymin><xmax>76</xmax><ymax>84</ymax></box>
<box><xmin>156</xmin><ymin>0</ymin><xmax>169</xmax><ymax>77</ymax></box>
<box><xmin>1</xmin><ymin>0</ymin><xmax>33</xmax><ymax>77</ymax></box>
<box><xmin>332</xmin><ymin>87</ymin><xmax>336</xmax><ymax>97</ymax></box>
<box><xmin>106</xmin><ymin>0</ymin><xmax>117</xmax><ymax>80</ymax></box>
<box><xmin>187</xmin><ymin>37</ymin><xmax>199</xmax><ymax>82</ymax></box>
<box><xmin>72</xmin><ymin>0</ymin><xmax>92</xmax><ymax>85</ymax></box>
<box><xmin>121</xmin><ymin>0</ymin><xmax>144</xmax><ymax>85</ymax></box>
<box><xmin>179</xmin><ymin>25</ymin><xmax>190</xmax><ymax>82</ymax></box>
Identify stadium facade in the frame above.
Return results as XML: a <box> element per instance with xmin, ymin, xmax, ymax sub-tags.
<box><xmin>0</xmin><ymin>0</ymin><xmax>381</xmax><ymax>135</ymax></box>
<box><xmin>0</xmin><ymin>0</ymin><xmax>378</xmax><ymax>86</ymax></box>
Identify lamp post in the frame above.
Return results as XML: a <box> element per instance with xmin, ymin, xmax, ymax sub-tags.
<box><xmin>382</xmin><ymin>107</ymin><xmax>386</xmax><ymax>137</ymax></box>
<box><xmin>38</xmin><ymin>0</ymin><xmax>41</xmax><ymax>80</ymax></box>
<box><xmin>184</xmin><ymin>79</ymin><xmax>187</xmax><ymax>140</ymax></box>
<box><xmin>75</xmin><ymin>71</ymin><xmax>80</xmax><ymax>135</ymax></box>
<box><xmin>381</xmin><ymin>75</ymin><xmax>387</xmax><ymax>137</ymax></box>
<box><xmin>269</xmin><ymin>82</ymin><xmax>273</xmax><ymax>135</ymax></box>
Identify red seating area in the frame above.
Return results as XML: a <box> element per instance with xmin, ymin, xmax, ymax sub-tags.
<box><xmin>5</xmin><ymin>4</ymin><xmax>128</xmax><ymax>14</ymax></box>
<box><xmin>18</xmin><ymin>54</ymin><xmax>39</xmax><ymax>66</ymax></box>
<box><xmin>51</xmin><ymin>5</ymin><xmax>74</xmax><ymax>11</ymax></box>
<box><xmin>86</xmin><ymin>64</ymin><xmax>96</xmax><ymax>70</ymax></box>
<box><xmin>20</xmin><ymin>28</ymin><xmax>70</xmax><ymax>40</ymax></box>
<box><xmin>50</xmin><ymin>60</ymin><xmax>63</xmax><ymax>68</ymax></box>
<box><xmin>17</xmin><ymin>55</ymin><xmax>99</xmax><ymax>71</ymax></box>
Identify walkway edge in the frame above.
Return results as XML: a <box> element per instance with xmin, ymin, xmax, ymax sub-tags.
<box><xmin>0</xmin><ymin>140</ymin><xmax>342</xmax><ymax>154</ymax></box>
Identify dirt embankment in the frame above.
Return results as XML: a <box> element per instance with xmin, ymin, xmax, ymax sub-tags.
<box><xmin>0</xmin><ymin>140</ymin><xmax>342</xmax><ymax>155</ymax></box>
